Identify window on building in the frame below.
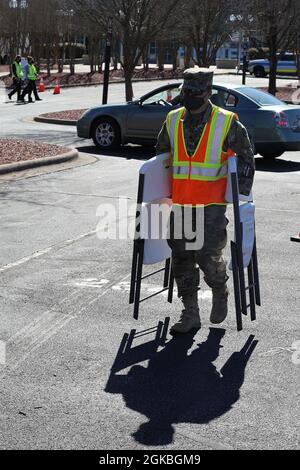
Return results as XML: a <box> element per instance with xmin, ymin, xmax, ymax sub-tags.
<box><xmin>149</xmin><ymin>42</ymin><xmax>157</xmax><ymax>56</ymax></box>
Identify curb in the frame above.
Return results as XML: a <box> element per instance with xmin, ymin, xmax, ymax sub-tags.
<box><xmin>0</xmin><ymin>148</ymin><xmax>78</xmax><ymax>175</ymax></box>
<box><xmin>34</xmin><ymin>116</ymin><xmax>77</xmax><ymax>126</ymax></box>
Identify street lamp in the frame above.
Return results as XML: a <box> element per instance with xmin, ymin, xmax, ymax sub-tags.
<box><xmin>242</xmin><ymin>38</ymin><xmax>248</xmax><ymax>85</ymax></box>
<box><xmin>102</xmin><ymin>17</ymin><xmax>113</xmax><ymax>105</ymax></box>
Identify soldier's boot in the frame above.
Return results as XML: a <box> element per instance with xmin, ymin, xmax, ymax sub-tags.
<box><xmin>170</xmin><ymin>293</ymin><xmax>201</xmax><ymax>335</ymax></box>
<box><xmin>210</xmin><ymin>286</ymin><xmax>229</xmax><ymax>324</ymax></box>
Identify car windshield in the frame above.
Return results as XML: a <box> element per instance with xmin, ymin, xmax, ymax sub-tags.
<box><xmin>237</xmin><ymin>87</ymin><xmax>283</xmax><ymax>106</ymax></box>
<box><xmin>142</xmin><ymin>87</ymin><xmax>181</xmax><ymax>105</ymax></box>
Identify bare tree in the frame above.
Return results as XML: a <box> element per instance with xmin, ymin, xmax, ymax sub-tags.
<box><xmin>27</xmin><ymin>0</ymin><xmax>60</xmax><ymax>73</ymax></box>
<box><xmin>287</xmin><ymin>3</ymin><xmax>300</xmax><ymax>88</ymax></box>
<box><xmin>71</xmin><ymin>0</ymin><xmax>181</xmax><ymax>101</ymax></box>
<box><xmin>0</xmin><ymin>0</ymin><xmax>29</xmax><ymax>63</ymax></box>
<box><xmin>244</xmin><ymin>0</ymin><xmax>298</xmax><ymax>95</ymax></box>
<box><xmin>179</xmin><ymin>0</ymin><xmax>243</xmax><ymax>67</ymax></box>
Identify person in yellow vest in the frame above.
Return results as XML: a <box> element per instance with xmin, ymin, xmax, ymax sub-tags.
<box><xmin>20</xmin><ymin>56</ymin><xmax>42</xmax><ymax>103</ymax></box>
<box><xmin>156</xmin><ymin>68</ymin><xmax>255</xmax><ymax>334</ymax></box>
<box><xmin>8</xmin><ymin>55</ymin><xmax>23</xmax><ymax>102</ymax></box>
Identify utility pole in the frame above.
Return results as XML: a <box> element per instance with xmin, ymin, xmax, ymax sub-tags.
<box><xmin>102</xmin><ymin>17</ymin><xmax>113</xmax><ymax>105</ymax></box>
<box><xmin>242</xmin><ymin>38</ymin><xmax>248</xmax><ymax>85</ymax></box>
<box><xmin>297</xmin><ymin>34</ymin><xmax>300</xmax><ymax>89</ymax></box>
<box><xmin>237</xmin><ymin>32</ymin><xmax>242</xmax><ymax>75</ymax></box>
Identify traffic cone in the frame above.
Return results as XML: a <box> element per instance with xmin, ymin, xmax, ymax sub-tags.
<box><xmin>38</xmin><ymin>77</ymin><xmax>45</xmax><ymax>93</ymax></box>
<box><xmin>166</xmin><ymin>89</ymin><xmax>173</xmax><ymax>103</ymax></box>
<box><xmin>53</xmin><ymin>78</ymin><xmax>61</xmax><ymax>95</ymax></box>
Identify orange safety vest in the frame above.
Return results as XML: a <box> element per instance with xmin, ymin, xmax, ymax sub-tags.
<box><xmin>166</xmin><ymin>105</ymin><xmax>237</xmax><ymax>206</ymax></box>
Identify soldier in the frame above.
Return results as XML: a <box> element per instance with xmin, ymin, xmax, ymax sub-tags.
<box><xmin>8</xmin><ymin>55</ymin><xmax>23</xmax><ymax>102</ymax></box>
<box><xmin>156</xmin><ymin>68</ymin><xmax>255</xmax><ymax>334</ymax></box>
<box><xmin>20</xmin><ymin>57</ymin><xmax>42</xmax><ymax>103</ymax></box>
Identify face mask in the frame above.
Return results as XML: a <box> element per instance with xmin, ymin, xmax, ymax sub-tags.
<box><xmin>182</xmin><ymin>94</ymin><xmax>206</xmax><ymax>111</ymax></box>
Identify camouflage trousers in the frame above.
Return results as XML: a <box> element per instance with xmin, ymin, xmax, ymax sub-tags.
<box><xmin>168</xmin><ymin>205</ymin><xmax>229</xmax><ymax>298</ymax></box>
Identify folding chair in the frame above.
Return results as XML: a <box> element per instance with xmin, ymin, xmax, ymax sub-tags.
<box><xmin>129</xmin><ymin>154</ymin><xmax>175</xmax><ymax>320</ymax></box>
<box><xmin>130</xmin><ymin>154</ymin><xmax>261</xmax><ymax>331</ymax></box>
<box><xmin>227</xmin><ymin>157</ymin><xmax>261</xmax><ymax>331</ymax></box>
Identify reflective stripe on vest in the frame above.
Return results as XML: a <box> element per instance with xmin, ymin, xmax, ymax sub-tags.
<box><xmin>173</xmin><ymin>163</ymin><xmax>228</xmax><ymax>180</ymax></box>
<box><xmin>13</xmin><ymin>61</ymin><xmax>23</xmax><ymax>79</ymax></box>
<box><xmin>27</xmin><ymin>64</ymin><xmax>37</xmax><ymax>80</ymax></box>
<box><xmin>166</xmin><ymin>105</ymin><xmax>236</xmax><ymax>206</ymax></box>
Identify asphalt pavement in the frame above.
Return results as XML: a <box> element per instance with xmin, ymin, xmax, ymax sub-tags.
<box><xmin>0</xmin><ymin>78</ymin><xmax>299</xmax><ymax>450</ymax></box>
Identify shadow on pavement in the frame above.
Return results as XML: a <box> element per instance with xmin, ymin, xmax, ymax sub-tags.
<box><xmin>255</xmin><ymin>156</ymin><xmax>300</xmax><ymax>173</ymax></box>
<box><xmin>105</xmin><ymin>318</ymin><xmax>258</xmax><ymax>446</ymax></box>
<box><xmin>77</xmin><ymin>144</ymin><xmax>155</xmax><ymax>161</ymax></box>
<box><xmin>77</xmin><ymin>147</ymin><xmax>300</xmax><ymax>170</ymax></box>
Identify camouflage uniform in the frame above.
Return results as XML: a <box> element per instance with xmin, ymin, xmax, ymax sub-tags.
<box><xmin>156</xmin><ymin>68</ymin><xmax>255</xmax><ymax>310</ymax></box>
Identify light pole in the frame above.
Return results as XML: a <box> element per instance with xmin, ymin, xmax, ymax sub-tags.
<box><xmin>242</xmin><ymin>38</ymin><xmax>248</xmax><ymax>85</ymax></box>
<box><xmin>102</xmin><ymin>17</ymin><xmax>113</xmax><ymax>105</ymax></box>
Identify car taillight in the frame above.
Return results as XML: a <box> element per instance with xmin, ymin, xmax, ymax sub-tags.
<box><xmin>275</xmin><ymin>112</ymin><xmax>290</xmax><ymax>128</ymax></box>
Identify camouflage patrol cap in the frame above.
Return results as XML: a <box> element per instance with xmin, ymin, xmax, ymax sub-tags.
<box><xmin>182</xmin><ymin>67</ymin><xmax>214</xmax><ymax>93</ymax></box>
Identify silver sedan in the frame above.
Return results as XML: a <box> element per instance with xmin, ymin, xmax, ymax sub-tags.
<box><xmin>77</xmin><ymin>82</ymin><xmax>300</xmax><ymax>159</ymax></box>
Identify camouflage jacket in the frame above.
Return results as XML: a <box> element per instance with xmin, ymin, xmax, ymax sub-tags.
<box><xmin>156</xmin><ymin>101</ymin><xmax>255</xmax><ymax>196</ymax></box>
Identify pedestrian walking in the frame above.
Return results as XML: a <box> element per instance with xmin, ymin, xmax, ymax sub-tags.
<box><xmin>20</xmin><ymin>57</ymin><xmax>42</xmax><ymax>103</ymax></box>
<box><xmin>8</xmin><ymin>55</ymin><xmax>23</xmax><ymax>102</ymax></box>
<box><xmin>156</xmin><ymin>68</ymin><xmax>255</xmax><ymax>334</ymax></box>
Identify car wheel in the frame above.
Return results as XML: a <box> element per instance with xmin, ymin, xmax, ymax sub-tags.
<box><xmin>259</xmin><ymin>151</ymin><xmax>284</xmax><ymax>159</ymax></box>
<box><xmin>92</xmin><ymin>118</ymin><xmax>121</xmax><ymax>149</ymax></box>
<box><xmin>253</xmin><ymin>66</ymin><xmax>267</xmax><ymax>78</ymax></box>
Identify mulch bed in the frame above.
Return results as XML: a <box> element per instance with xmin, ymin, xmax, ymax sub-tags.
<box><xmin>0</xmin><ymin>138</ymin><xmax>69</xmax><ymax>166</ymax></box>
<box><xmin>259</xmin><ymin>86</ymin><xmax>300</xmax><ymax>103</ymax></box>
<box><xmin>40</xmin><ymin>109</ymin><xmax>88</xmax><ymax>121</ymax></box>
<box><xmin>1</xmin><ymin>68</ymin><xmax>184</xmax><ymax>88</ymax></box>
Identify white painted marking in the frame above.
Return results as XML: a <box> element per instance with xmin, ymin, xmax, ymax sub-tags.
<box><xmin>88</xmin><ymin>274</ymin><xmax>132</xmax><ymax>305</ymax></box>
<box><xmin>0</xmin><ymin>246</ymin><xmax>55</xmax><ymax>273</ymax></box>
<box><xmin>256</xmin><ymin>207</ymin><xmax>300</xmax><ymax>214</ymax></box>
<box><xmin>0</xmin><ymin>270</ymin><xmax>130</xmax><ymax>375</ymax></box>
<box><xmin>260</xmin><ymin>341</ymin><xmax>300</xmax><ymax>365</ymax></box>
<box><xmin>74</xmin><ymin>279</ymin><xmax>110</xmax><ymax>288</ymax></box>
<box><xmin>291</xmin><ymin>340</ymin><xmax>300</xmax><ymax>351</ymax></box>
<box><xmin>72</xmin><ymin>278</ymin><xmax>212</xmax><ymax>300</ymax></box>
<box><xmin>0</xmin><ymin>341</ymin><xmax>6</xmax><ymax>365</ymax></box>
<box><xmin>8</xmin><ymin>290</ymin><xmax>80</xmax><ymax>343</ymax></box>
<box><xmin>0</xmin><ymin>229</ymin><xmax>98</xmax><ymax>274</ymax></box>
<box><xmin>259</xmin><ymin>347</ymin><xmax>293</xmax><ymax>357</ymax></box>
<box><xmin>291</xmin><ymin>341</ymin><xmax>300</xmax><ymax>365</ymax></box>
<box><xmin>117</xmin><ymin>280</ymin><xmax>212</xmax><ymax>301</ymax></box>
<box><xmin>5</xmin><ymin>315</ymin><xmax>74</xmax><ymax>373</ymax></box>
